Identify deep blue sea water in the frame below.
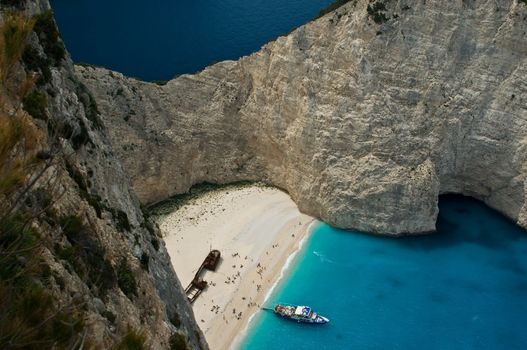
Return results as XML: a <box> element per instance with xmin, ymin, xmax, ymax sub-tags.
<box><xmin>241</xmin><ymin>195</ymin><xmax>527</xmax><ymax>350</ymax></box>
<box><xmin>50</xmin><ymin>0</ymin><xmax>334</xmax><ymax>81</ymax></box>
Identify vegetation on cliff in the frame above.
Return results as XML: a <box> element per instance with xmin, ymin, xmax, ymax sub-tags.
<box><xmin>0</xmin><ymin>12</ymin><xmax>87</xmax><ymax>348</ymax></box>
<box><xmin>316</xmin><ymin>0</ymin><xmax>391</xmax><ymax>23</ymax></box>
<box><xmin>0</xmin><ymin>7</ymin><xmax>198</xmax><ymax>349</ymax></box>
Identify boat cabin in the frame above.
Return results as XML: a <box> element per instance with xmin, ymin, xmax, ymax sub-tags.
<box><xmin>294</xmin><ymin>306</ymin><xmax>312</xmax><ymax>318</ymax></box>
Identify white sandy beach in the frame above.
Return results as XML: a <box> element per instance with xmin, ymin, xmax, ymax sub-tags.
<box><xmin>158</xmin><ymin>185</ymin><xmax>314</xmax><ymax>350</ymax></box>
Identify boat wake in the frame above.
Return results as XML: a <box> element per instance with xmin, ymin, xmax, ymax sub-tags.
<box><xmin>313</xmin><ymin>251</ymin><xmax>337</xmax><ymax>264</ymax></box>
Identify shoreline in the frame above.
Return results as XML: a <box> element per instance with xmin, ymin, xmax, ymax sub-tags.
<box><xmin>231</xmin><ymin>221</ymin><xmax>317</xmax><ymax>349</ymax></box>
<box><xmin>156</xmin><ymin>185</ymin><xmax>314</xmax><ymax>349</ymax></box>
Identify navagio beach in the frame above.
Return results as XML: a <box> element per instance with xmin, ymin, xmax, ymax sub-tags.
<box><xmin>155</xmin><ymin>185</ymin><xmax>314</xmax><ymax>349</ymax></box>
<box><xmin>157</xmin><ymin>190</ymin><xmax>527</xmax><ymax>350</ymax></box>
<box><xmin>0</xmin><ymin>0</ymin><xmax>525</xmax><ymax>349</ymax></box>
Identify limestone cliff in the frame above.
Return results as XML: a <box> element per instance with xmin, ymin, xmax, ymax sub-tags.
<box><xmin>0</xmin><ymin>1</ymin><xmax>206</xmax><ymax>348</ymax></box>
<box><xmin>78</xmin><ymin>0</ymin><xmax>527</xmax><ymax>235</ymax></box>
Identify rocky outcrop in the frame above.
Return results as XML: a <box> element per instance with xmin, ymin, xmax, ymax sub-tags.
<box><xmin>0</xmin><ymin>0</ymin><xmax>206</xmax><ymax>348</ymax></box>
<box><xmin>77</xmin><ymin>0</ymin><xmax>527</xmax><ymax>235</ymax></box>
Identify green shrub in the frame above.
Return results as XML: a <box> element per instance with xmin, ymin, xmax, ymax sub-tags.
<box><xmin>117</xmin><ymin>258</ymin><xmax>137</xmax><ymax>298</ymax></box>
<box><xmin>367</xmin><ymin>0</ymin><xmax>390</xmax><ymax>24</ymax></box>
<box><xmin>114</xmin><ymin>327</ymin><xmax>147</xmax><ymax>350</ymax></box>
<box><xmin>149</xmin><ymin>181</ymin><xmax>262</xmax><ymax>216</ymax></box>
<box><xmin>58</xmin><ymin>215</ymin><xmax>116</xmax><ymax>296</ymax></box>
<box><xmin>65</xmin><ymin>161</ymin><xmax>106</xmax><ymax>217</ymax></box>
<box><xmin>0</xmin><ymin>0</ymin><xmax>26</xmax><ymax>7</ymax></box>
<box><xmin>57</xmin><ymin>215</ymin><xmax>87</xmax><ymax>276</ymax></box>
<box><xmin>0</xmin><ymin>213</ymin><xmax>37</xmax><ymax>246</ymax></box>
<box><xmin>56</xmin><ymin>244</ymin><xmax>79</xmax><ymax>271</ymax></box>
<box><xmin>65</xmin><ymin>162</ymin><xmax>87</xmax><ymax>191</ymax></box>
<box><xmin>71</xmin><ymin>120</ymin><xmax>91</xmax><ymax>150</ymax></box>
<box><xmin>49</xmin><ymin>118</ymin><xmax>92</xmax><ymax>149</ymax></box>
<box><xmin>169</xmin><ymin>333</ymin><xmax>190</xmax><ymax>350</ymax></box>
<box><xmin>0</xmin><ymin>213</ymin><xmax>85</xmax><ymax>349</ymax></box>
<box><xmin>23</xmin><ymin>90</ymin><xmax>48</xmax><ymax>120</ymax></box>
<box><xmin>77</xmin><ymin>83</ymin><xmax>103</xmax><ymax>129</ymax></box>
<box><xmin>141</xmin><ymin>205</ymin><xmax>158</xmax><ymax>239</ymax></box>
<box><xmin>151</xmin><ymin>237</ymin><xmax>159</xmax><ymax>250</ymax></box>
<box><xmin>0</xmin><ymin>215</ymin><xmax>38</xmax><ymax>282</ymax></box>
<box><xmin>50</xmin><ymin>311</ymin><xmax>84</xmax><ymax>344</ymax></box>
<box><xmin>40</xmin><ymin>262</ymin><xmax>52</xmax><ymax>282</ymax></box>
<box><xmin>114</xmin><ymin>209</ymin><xmax>131</xmax><ymax>232</ymax></box>
<box><xmin>1</xmin><ymin>11</ymin><xmax>34</xmax><ymax>78</ymax></box>
<box><xmin>17</xmin><ymin>283</ymin><xmax>53</xmax><ymax>324</ymax></box>
<box><xmin>33</xmin><ymin>10</ymin><xmax>65</xmax><ymax>65</ymax></box>
<box><xmin>140</xmin><ymin>252</ymin><xmax>149</xmax><ymax>271</ymax></box>
<box><xmin>59</xmin><ymin>215</ymin><xmax>85</xmax><ymax>239</ymax></box>
<box><xmin>86</xmin><ymin>194</ymin><xmax>104</xmax><ymax>218</ymax></box>
<box><xmin>102</xmin><ymin>310</ymin><xmax>117</xmax><ymax>323</ymax></box>
<box><xmin>22</xmin><ymin>45</ymin><xmax>52</xmax><ymax>86</ymax></box>
<box><xmin>0</xmin><ymin>281</ymin><xmax>85</xmax><ymax>348</ymax></box>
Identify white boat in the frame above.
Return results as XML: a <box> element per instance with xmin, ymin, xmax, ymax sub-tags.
<box><xmin>273</xmin><ymin>304</ymin><xmax>329</xmax><ymax>324</ymax></box>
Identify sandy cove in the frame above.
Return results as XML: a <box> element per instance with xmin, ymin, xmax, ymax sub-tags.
<box><xmin>158</xmin><ymin>185</ymin><xmax>314</xmax><ymax>349</ymax></box>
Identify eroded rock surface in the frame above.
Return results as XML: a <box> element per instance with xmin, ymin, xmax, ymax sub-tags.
<box><xmin>0</xmin><ymin>0</ymin><xmax>207</xmax><ymax>348</ymax></box>
<box><xmin>78</xmin><ymin>0</ymin><xmax>527</xmax><ymax>234</ymax></box>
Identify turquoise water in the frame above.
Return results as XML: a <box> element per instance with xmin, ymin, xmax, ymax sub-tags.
<box><xmin>241</xmin><ymin>195</ymin><xmax>527</xmax><ymax>349</ymax></box>
<box><xmin>50</xmin><ymin>0</ymin><xmax>334</xmax><ymax>81</ymax></box>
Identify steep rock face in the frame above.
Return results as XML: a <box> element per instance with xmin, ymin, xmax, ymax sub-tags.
<box><xmin>0</xmin><ymin>0</ymin><xmax>206</xmax><ymax>348</ymax></box>
<box><xmin>78</xmin><ymin>0</ymin><xmax>527</xmax><ymax>234</ymax></box>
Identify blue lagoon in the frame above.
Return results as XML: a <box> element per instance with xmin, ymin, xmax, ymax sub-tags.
<box><xmin>241</xmin><ymin>196</ymin><xmax>527</xmax><ymax>350</ymax></box>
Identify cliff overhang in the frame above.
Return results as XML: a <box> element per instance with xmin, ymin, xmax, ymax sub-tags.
<box><xmin>76</xmin><ymin>0</ymin><xmax>527</xmax><ymax>235</ymax></box>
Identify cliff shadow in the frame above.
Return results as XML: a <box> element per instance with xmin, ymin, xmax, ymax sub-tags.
<box><xmin>393</xmin><ymin>194</ymin><xmax>527</xmax><ymax>252</ymax></box>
